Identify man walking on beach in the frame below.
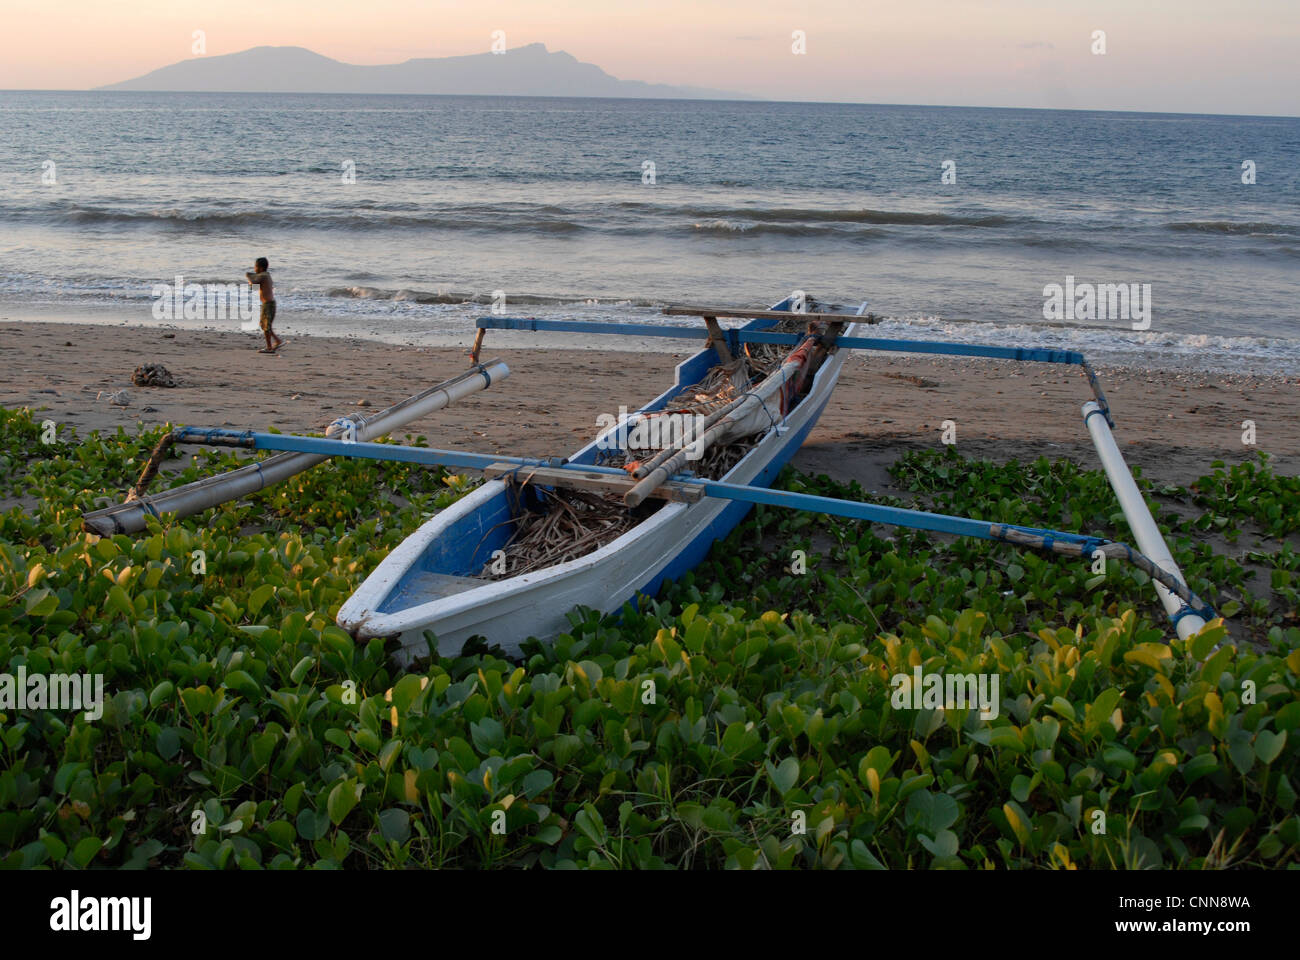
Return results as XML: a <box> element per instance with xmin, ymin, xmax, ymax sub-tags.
<box><xmin>245</xmin><ymin>257</ymin><xmax>283</xmax><ymax>353</ymax></box>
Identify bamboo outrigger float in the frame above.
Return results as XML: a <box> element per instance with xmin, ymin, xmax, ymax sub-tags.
<box><xmin>81</xmin><ymin>360</ymin><xmax>509</xmax><ymax>536</ymax></box>
<box><xmin>92</xmin><ymin>293</ymin><xmax>1216</xmax><ymax>662</ymax></box>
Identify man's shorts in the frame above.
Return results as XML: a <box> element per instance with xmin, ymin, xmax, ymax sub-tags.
<box><xmin>259</xmin><ymin>300</ymin><xmax>277</xmax><ymax>331</ymax></box>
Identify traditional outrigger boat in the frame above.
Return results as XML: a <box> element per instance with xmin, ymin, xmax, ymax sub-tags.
<box><xmin>87</xmin><ymin>293</ymin><xmax>1217</xmax><ymax>665</ymax></box>
<box><xmin>334</xmin><ymin>296</ymin><xmax>864</xmax><ymax>661</ymax></box>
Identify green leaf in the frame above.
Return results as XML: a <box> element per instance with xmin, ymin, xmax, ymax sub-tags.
<box><xmin>1277</xmin><ymin>774</ymin><xmax>1296</xmax><ymax>811</ymax></box>
<box><xmin>1049</xmin><ymin>697</ymin><xmax>1076</xmax><ymax>722</ymax></box>
<box><xmin>247</xmin><ymin>583</ymin><xmax>276</xmax><ymax>616</ymax></box>
<box><xmin>552</xmin><ymin>734</ymin><xmax>583</xmax><ymax>767</ymax></box>
<box><xmin>377</xmin><ymin>809</ymin><xmax>410</xmax><ymax>845</ymax></box>
<box><xmin>575</xmin><ymin>804</ymin><xmax>606</xmax><ymax>845</ymax></box>
<box><xmin>534</xmin><ymin>824</ymin><xmax>562</xmax><ymax>845</ymax></box>
<box><xmin>377</xmin><ymin>739</ymin><xmax>403</xmax><ymax>773</ymax></box>
<box><xmin>1002</xmin><ymin>800</ymin><xmax>1031</xmax><ymax>846</ymax></box>
<box><xmin>296</xmin><ymin>808</ymin><xmax>328</xmax><ymax>841</ymax></box>
<box><xmin>469</xmin><ymin>717</ymin><xmax>504</xmax><ymax>754</ymax></box>
<box><xmin>40</xmin><ymin>833</ymin><xmax>68</xmax><ymax>862</ymax></box>
<box><xmin>1011</xmin><ymin>774</ymin><xmax>1033</xmax><ymax>803</ymax></box>
<box><xmin>1103</xmin><ymin>746</ymin><xmax>1136</xmax><ymax>771</ymax></box>
<box><xmin>72</xmin><ymin>836</ymin><xmax>103</xmax><ymax>867</ymax></box>
<box><xmin>1182</xmin><ymin>752</ymin><xmax>1219</xmax><ymax>785</ymax></box>
<box><xmin>148</xmin><ymin>680</ymin><xmax>175</xmax><ymax>708</ymax></box>
<box><xmin>251</xmin><ymin>731</ymin><xmax>279</xmax><ymax>768</ymax></box>
<box><xmin>767</xmin><ymin>757</ymin><xmax>799</xmax><ymax>797</ymax></box>
<box><xmin>265</xmin><ymin>820</ymin><xmax>296</xmax><ymax>849</ymax></box>
<box><xmin>849</xmin><ymin>839</ymin><xmax>886</xmax><ymax>870</ymax></box>
<box><xmin>909</xmin><ymin>790</ymin><xmax>959</xmax><ymax>833</ymax></box>
<box><xmin>1228</xmin><ymin>735</ymin><xmax>1255</xmax><ymax>775</ymax></box>
<box><xmin>327</xmin><ymin>779</ymin><xmax>360</xmax><ymax>826</ymax></box>
<box><xmin>106</xmin><ymin>585</ymin><xmax>134</xmax><ymax>620</ymax></box>
<box><xmin>522</xmin><ymin>769</ymin><xmax>553</xmax><ymax>799</ymax></box>
<box><xmin>1274</xmin><ymin>701</ymin><xmax>1300</xmax><ymax>733</ymax></box>
<box><xmin>1200</xmin><ymin>645</ymin><xmax>1234</xmax><ymax>687</ymax></box>
<box><xmin>284</xmin><ymin>782</ymin><xmax>305</xmax><ymax>816</ymax></box>
<box><xmin>289</xmin><ymin>656</ymin><xmax>315</xmax><ymax>685</ymax></box>
<box><xmin>918</xmin><ymin>829</ymin><xmax>959</xmax><ymax>859</ymax></box>
<box><xmin>223</xmin><ymin>670</ymin><xmax>260</xmax><ymax>698</ymax></box>
<box><xmin>24</xmin><ymin>589</ymin><xmax>59</xmax><ymax>617</ymax></box>
<box><xmin>862</xmin><ymin>744</ymin><xmax>894</xmax><ymax>776</ymax></box>
<box><xmin>1255</xmin><ymin>729</ymin><xmax>1287</xmax><ymax>765</ymax></box>
<box><xmin>156</xmin><ymin>728</ymin><xmax>180</xmax><ymax>761</ymax></box>
<box><xmin>1088</xmin><ymin>688</ymin><xmax>1121</xmax><ymax>728</ymax></box>
<box><xmin>1188</xmin><ymin>627</ymin><xmax>1218</xmax><ymax>662</ymax></box>
<box><xmin>989</xmin><ymin>726</ymin><xmax>1025</xmax><ymax>751</ymax></box>
<box><xmin>721</xmin><ymin>721</ymin><xmax>749</xmax><ymax>756</ymax></box>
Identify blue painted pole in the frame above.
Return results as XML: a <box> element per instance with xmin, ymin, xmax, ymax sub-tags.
<box><xmin>172</xmin><ymin>427</ymin><xmax>1104</xmax><ymax>549</ymax></box>
<box><xmin>694</xmin><ymin>477</ymin><xmax>1105</xmax><ymax>546</ymax></box>
<box><xmin>476</xmin><ymin>317</ymin><xmax>713</xmax><ymax>339</ymax></box>
<box><xmin>170</xmin><ymin>428</ymin><xmax>631</xmax><ymax>476</ymax></box>
<box><xmin>474</xmin><ymin>317</ymin><xmax>1083</xmax><ymax>365</ymax></box>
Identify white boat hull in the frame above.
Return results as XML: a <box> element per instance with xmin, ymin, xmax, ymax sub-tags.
<box><xmin>338</xmin><ymin>319</ymin><xmax>855</xmax><ymax>665</ymax></box>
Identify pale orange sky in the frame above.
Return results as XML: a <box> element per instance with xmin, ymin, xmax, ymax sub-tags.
<box><xmin>2</xmin><ymin>0</ymin><xmax>1297</xmax><ymax>114</ymax></box>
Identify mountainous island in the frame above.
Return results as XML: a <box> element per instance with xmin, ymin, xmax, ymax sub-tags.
<box><xmin>98</xmin><ymin>43</ymin><xmax>750</xmax><ymax>99</ymax></box>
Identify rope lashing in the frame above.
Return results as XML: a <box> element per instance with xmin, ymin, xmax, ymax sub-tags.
<box><xmin>989</xmin><ymin>524</ymin><xmax>1215</xmax><ymax>620</ymax></box>
<box><xmin>1080</xmin><ymin>360</ymin><xmax>1114</xmax><ymax>427</ymax></box>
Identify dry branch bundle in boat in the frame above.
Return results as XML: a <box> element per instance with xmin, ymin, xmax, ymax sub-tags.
<box><xmin>482</xmin><ymin>321</ymin><xmax>819</xmax><ymax>581</ymax></box>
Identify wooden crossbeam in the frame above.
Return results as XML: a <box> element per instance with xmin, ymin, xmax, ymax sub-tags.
<box><xmin>482</xmin><ymin>463</ymin><xmax>704</xmax><ymax>504</ymax></box>
<box><xmin>662</xmin><ymin>305</ymin><xmax>877</xmax><ymax>324</ymax></box>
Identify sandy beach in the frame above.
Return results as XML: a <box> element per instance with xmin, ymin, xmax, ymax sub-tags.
<box><xmin>2</xmin><ymin>320</ymin><xmax>1297</xmax><ymax>498</ymax></box>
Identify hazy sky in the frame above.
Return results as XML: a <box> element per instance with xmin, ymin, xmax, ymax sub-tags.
<box><xmin>3</xmin><ymin>0</ymin><xmax>1297</xmax><ymax>115</ymax></box>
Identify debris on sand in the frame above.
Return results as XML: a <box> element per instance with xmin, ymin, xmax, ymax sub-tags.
<box><xmin>132</xmin><ymin>364</ymin><xmax>177</xmax><ymax>388</ymax></box>
<box><xmin>97</xmin><ymin>389</ymin><xmax>132</xmax><ymax>406</ymax></box>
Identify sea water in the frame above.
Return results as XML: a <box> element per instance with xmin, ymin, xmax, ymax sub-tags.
<box><xmin>0</xmin><ymin>92</ymin><xmax>1296</xmax><ymax>371</ymax></box>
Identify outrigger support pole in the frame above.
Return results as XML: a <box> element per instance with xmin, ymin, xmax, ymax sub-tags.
<box><xmin>473</xmin><ymin>315</ymin><xmax>1115</xmax><ymax>423</ymax></box>
<box><xmin>81</xmin><ymin>361</ymin><xmax>510</xmax><ymax>536</ymax></box>
<box><xmin>468</xmin><ymin>328</ymin><xmax>488</xmax><ymax>365</ymax></box>
<box><xmin>1081</xmin><ymin>401</ymin><xmax>1209</xmax><ymax>640</ymax></box>
<box><xmin>159</xmin><ymin>427</ymin><xmax>1216</xmax><ymax>622</ymax></box>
